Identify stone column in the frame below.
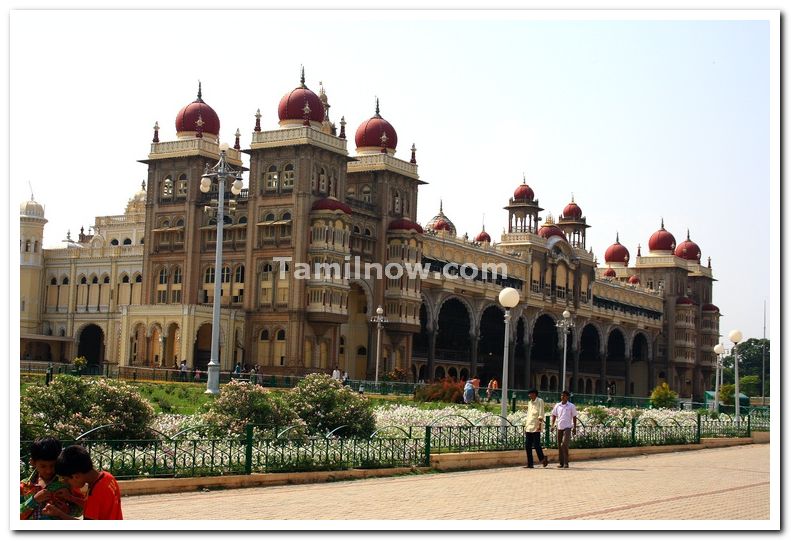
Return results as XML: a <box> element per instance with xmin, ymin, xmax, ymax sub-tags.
<box><xmin>160</xmin><ymin>334</ymin><xmax>167</xmax><ymax>367</ymax></box>
<box><xmin>571</xmin><ymin>348</ymin><xmax>580</xmax><ymax>393</ymax></box>
<box><xmin>624</xmin><ymin>353</ymin><xmax>632</xmax><ymax>396</ymax></box>
<box><xmin>426</xmin><ymin>328</ymin><xmax>437</xmax><ymax>381</ymax></box>
<box><xmin>523</xmin><ymin>339</ymin><xmax>532</xmax><ymax>390</ymax></box>
<box><xmin>469</xmin><ymin>332</ymin><xmax>479</xmax><ymax>378</ymax></box>
<box><xmin>599</xmin><ymin>351</ymin><xmax>608</xmax><ymax>394</ymax></box>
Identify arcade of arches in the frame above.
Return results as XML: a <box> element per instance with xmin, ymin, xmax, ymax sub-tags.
<box><xmin>411</xmin><ymin>298</ymin><xmax>657</xmax><ymax>396</ymax></box>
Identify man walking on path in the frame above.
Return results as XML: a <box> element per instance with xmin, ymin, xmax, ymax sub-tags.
<box><xmin>551</xmin><ymin>390</ymin><xmax>578</xmax><ymax>468</ymax></box>
<box><xmin>524</xmin><ymin>388</ymin><xmax>549</xmax><ymax>468</ymax></box>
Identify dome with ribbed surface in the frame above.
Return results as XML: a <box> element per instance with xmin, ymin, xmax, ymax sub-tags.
<box><xmin>648</xmin><ymin>219</ymin><xmax>677</xmax><ymax>253</ymax></box>
<box><xmin>278</xmin><ymin>69</ymin><xmax>325</xmax><ymax>125</ymax></box>
<box><xmin>175</xmin><ymin>83</ymin><xmax>220</xmax><ymax>138</ymax></box>
<box><xmin>603</xmin><ymin>267</ymin><xmax>616</xmax><ymax>277</ymax></box>
<box><xmin>388</xmin><ymin>218</ymin><xmax>423</xmax><ymax>234</ymax></box>
<box><xmin>355</xmin><ymin>98</ymin><xmax>397</xmax><ymax>154</ymax></box>
<box><xmin>604</xmin><ymin>234</ymin><xmax>630</xmax><ymax>265</ymax></box>
<box><xmin>311</xmin><ymin>196</ymin><xmax>352</xmax><ymax>215</ymax></box>
<box><xmin>426</xmin><ymin>201</ymin><xmax>456</xmax><ymax>236</ymax></box>
<box><xmin>674</xmin><ymin>230</ymin><xmax>702</xmax><ymax>262</ymax></box>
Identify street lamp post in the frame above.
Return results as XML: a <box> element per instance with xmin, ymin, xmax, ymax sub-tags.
<box><xmin>498</xmin><ymin>287</ymin><xmax>520</xmax><ymax>439</ymax></box>
<box><xmin>200</xmin><ymin>146</ymin><xmax>244</xmax><ymax>395</ymax></box>
<box><xmin>713</xmin><ymin>343</ymin><xmax>725</xmax><ymax>414</ymax></box>
<box><xmin>556</xmin><ymin>310</ymin><xmax>574</xmax><ymax>393</ymax></box>
<box><xmin>371</xmin><ymin>305</ymin><xmax>387</xmax><ymax>384</ymax></box>
<box><xmin>728</xmin><ymin>329</ymin><xmax>743</xmax><ymax>423</ymax></box>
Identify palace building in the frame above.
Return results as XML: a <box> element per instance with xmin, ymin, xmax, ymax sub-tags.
<box><xmin>18</xmin><ymin>73</ymin><xmax>721</xmax><ymax>399</ymax></box>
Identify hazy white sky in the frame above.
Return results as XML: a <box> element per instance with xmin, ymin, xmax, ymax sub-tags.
<box><xmin>10</xmin><ymin>10</ymin><xmax>776</xmax><ymax>343</ymax></box>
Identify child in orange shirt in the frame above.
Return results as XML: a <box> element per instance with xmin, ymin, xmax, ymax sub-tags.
<box><xmin>42</xmin><ymin>445</ymin><xmax>123</xmax><ymax>520</ymax></box>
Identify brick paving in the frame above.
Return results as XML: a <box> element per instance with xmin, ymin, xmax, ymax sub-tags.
<box><xmin>123</xmin><ymin>444</ymin><xmax>769</xmax><ymax>521</ymax></box>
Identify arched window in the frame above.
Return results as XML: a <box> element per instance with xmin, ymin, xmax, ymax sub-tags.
<box><xmin>172</xmin><ymin>267</ymin><xmax>182</xmax><ymax>284</ymax></box>
<box><xmin>110</xmin><ymin>239</ymin><xmax>119</xmax><ymax>246</ymax></box>
<box><xmin>62</xmin><ymin>277</ymin><xmax>69</xmax><ymax>285</ymax></box>
<box><xmin>353</xmin><ymin>225</ymin><xmax>360</xmax><ymax>234</ymax></box>
<box><xmin>177</xmin><ymin>174</ymin><xmax>188</xmax><ymax>197</ymax></box>
<box><xmin>50</xmin><ymin>277</ymin><xmax>57</xmax><ymax>285</ymax></box>
<box><xmin>140</xmin><ymin>237</ymin><xmax>144</xmax><ymax>245</ymax></box>
<box><xmin>176</xmin><ymin>218</ymin><xmax>184</xmax><ymax>227</ymax></box>
<box><xmin>33</xmin><ymin>241</ymin><xmax>38</xmax><ymax>252</ymax></box>
<box><xmin>123</xmin><ymin>238</ymin><xmax>132</xmax><ymax>245</ymax></box>
<box><xmin>161</xmin><ymin>176</ymin><xmax>173</xmax><ymax>198</ymax></box>
<box><xmin>235</xmin><ymin>265</ymin><xmax>245</xmax><ymax>283</ymax></box>
<box><xmin>357</xmin><ymin>346</ymin><xmax>367</xmax><ymax>356</ymax></box>
<box><xmin>319</xmin><ymin>168</ymin><xmax>327</xmax><ymax>193</ymax></box>
<box><xmin>282</xmin><ymin>164</ymin><xmax>295</xmax><ymax>189</ymax></box>
<box><xmin>80</xmin><ymin>276</ymin><xmax>87</xmax><ymax>285</ymax></box>
<box><xmin>260</xmin><ymin>329</ymin><xmax>269</xmax><ymax>341</ymax></box>
<box><xmin>121</xmin><ymin>274</ymin><xmax>130</xmax><ymax>283</ymax></box>
<box><xmin>160</xmin><ymin>219</ymin><xmax>170</xmax><ymax>228</ymax></box>
<box><xmin>347</xmin><ymin>186</ymin><xmax>356</xmax><ymax>198</ymax></box>
<box><xmin>204</xmin><ymin>266</ymin><xmax>215</xmax><ymax>283</ymax></box>
<box><xmin>91</xmin><ymin>275</ymin><xmax>99</xmax><ymax>284</ymax></box>
<box><xmin>364</xmin><ymin>228</ymin><xmax>372</xmax><ymax>237</ymax></box>
<box><xmin>25</xmin><ymin>240</ymin><xmax>31</xmax><ymax>252</ymax></box>
<box><xmin>266</xmin><ymin>165</ymin><xmax>278</xmax><ymax>191</ymax></box>
<box><xmin>103</xmin><ymin>275</ymin><xmax>110</xmax><ymax>284</ymax></box>
<box><xmin>276</xmin><ymin>329</ymin><xmax>286</xmax><ymax>341</ymax></box>
<box><xmin>361</xmin><ymin>185</ymin><xmax>372</xmax><ymax>203</ymax></box>
<box><xmin>158</xmin><ymin>268</ymin><xmax>168</xmax><ymax>284</ymax></box>
<box><xmin>238</xmin><ymin>216</ymin><xmax>247</xmax><ymax>224</ymax></box>
<box><xmin>134</xmin><ymin>274</ymin><xmax>142</xmax><ymax>283</ymax></box>
<box><xmin>221</xmin><ymin>266</ymin><xmax>231</xmax><ymax>283</ymax></box>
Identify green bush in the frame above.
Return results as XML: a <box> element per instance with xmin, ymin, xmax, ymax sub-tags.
<box><xmin>583</xmin><ymin>406</ymin><xmax>609</xmax><ymax>425</ymax></box>
<box><xmin>21</xmin><ymin>375</ymin><xmax>155</xmax><ymax>440</ymax></box>
<box><xmin>287</xmin><ymin>373</ymin><xmax>376</xmax><ymax>438</ymax></box>
<box><xmin>197</xmin><ymin>380</ymin><xmax>302</xmax><ymax>438</ymax></box>
<box><xmin>649</xmin><ymin>383</ymin><xmax>678</xmax><ymax>409</ymax></box>
<box><xmin>739</xmin><ymin>375</ymin><xmax>760</xmax><ymax>397</ymax></box>
<box><xmin>719</xmin><ymin>384</ymin><xmax>735</xmax><ymax>405</ymax></box>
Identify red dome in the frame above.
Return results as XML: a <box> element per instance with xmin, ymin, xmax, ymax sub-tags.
<box><xmin>537</xmin><ymin>224</ymin><xmax>566</xmax><ymax>240</ymax></box>
<box><xmin>432</xmin><ymin>218</ymin><xmax>452</xmax><ymax>232</ymax></box>
<box><xmin>628</xmin><ymin>275</ymin><xmax>640</xmax><ymax>285</ymax></box>
<box><xmin>311</xmin><ymin>197</ymin><xmax>352</xmax><ymax>215</ymax></box>
<box><xmin>513</xmin><ymin>181</ymin><xmax>534</xmax><ymax>201</ymax></box>
<box><xmin>648</xmin><ymin>220</ymin><xmax>677</xmax><ymax>252</ymax></box>
<box><xmin>475</xmin><ymin>229</ymin><xmax>491</xmax><ymax>243</ymax></box>
<box><xmin>603</xmin><ymin>267</ymin><xmax>616</xmax><ymax>277</ymax></box>
<box><xmin>278</xmin><ymin>71</ymin><xmax>324</xmax><ymax>124</ymax></box>
<box><xmin>702</xmin><ymin>303</ymin><xmax>720</xmax><ymax>312</ymax></box>
<box><xmin>676</xmin><ymin>296</ymin><xmax>694</xmax><ymax>305</ymax></box>
<box><xmin>674</xmin><ymin>230</ymin><xmax>701</xmax><ymax>261</ymax></box>
<box><xmin>355</xmin><ymin>100</ymin><xmax>397</xmax><ymax>151</ymax></box>
<box><xmin>604</xmin><ymin>235</ymin><xmax>630</xmax><ymax>265</ymax></box>
<box><xmin>175</xmin><ymin>83</ymin><xmax>220</xmax><ymax>137</ymax></box>
<box><xmin>388</xmin><ymin>218</ymin><xmax>423</xmax><ymax>234</ymax></box>
<box><xmin>562</xmin><ymin>199</ymin><xmax>582</xmax><ymax>220</ymax></box>
<box><xmin>426</xmin><ymin>202</ymin><xmax>456</xmax><ymax>236</ymax></box>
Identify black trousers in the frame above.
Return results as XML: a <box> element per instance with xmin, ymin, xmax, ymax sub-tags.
<box><xmin>524</xmin><ymin>431</ymin><xmax>545</xmax><ymax>467</ymax></box>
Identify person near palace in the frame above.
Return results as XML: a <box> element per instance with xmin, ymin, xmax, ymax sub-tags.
<box><xmin>524</xmin><ymin>388</ymin><xmax>549</xmax><ymax>468</ymax></box>
<box><xmin>551</xmin><ymin>390</ymin><xmax>578</xmax><ymax>468</ymax></box>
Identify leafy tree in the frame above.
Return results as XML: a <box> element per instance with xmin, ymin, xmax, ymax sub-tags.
<box><xmin>721</xmin><ymin>338</ymin><xmax>769</xmax><ymax>394</ymax></box>
<box><xmin>649</xmin><ymin>383</ymin><xmax>678</xmax><ymax>409</ymax></box>
<box><xmin>738</xmin><ymin>375</ymin><xmax>760</xmax><ymax>397</ymax></box>
<box><xmin>719</xmin><ymin>383</ymin><xmax>735</xmax><ymax>406</ymax></box>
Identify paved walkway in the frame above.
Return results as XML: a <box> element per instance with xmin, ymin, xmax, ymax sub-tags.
<box><xmin>123</xmin><ymin>444</ymin><xmax>769</xmax><ymax>521</ymax></box>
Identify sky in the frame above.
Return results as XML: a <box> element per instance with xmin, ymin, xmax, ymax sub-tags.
<box><xmin>9</xmin><ymin>10</ymin><xmax>776</xmax><ymax>344</ymax></box>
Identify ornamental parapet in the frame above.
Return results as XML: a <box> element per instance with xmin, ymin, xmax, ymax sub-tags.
<box><xmin>250</xmin><ymin>127</ymin><xmax>348</xmax><ymax>156</ymax></box>
<box><xmin>148</xmin><ymin>139</ymin><xmax>243</xmax><ymax>166</ymax></box>
<box><xmin>346</xmin><ymin>153</ymin><xmax>419</xmax><ymax>180</ymax></box>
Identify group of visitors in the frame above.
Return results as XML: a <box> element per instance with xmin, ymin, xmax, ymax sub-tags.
<box><xmin>331</xmin><ymin>366</ymin><xmax>350</xmax><ymax>385</ymax></box>
<box><xmin>462</xmin><ymin>376</ymin><xmax>500</xmax><ymax>404</ymax></box>
<box><xmin>21</xmin><ymin>437</ymin><xmax>123</xmax><ymax>520</ymax></box>
<box><xmin>524</xmin><ymin>389</ymin><xmax>578</xmax><ymax>469</ymax></box>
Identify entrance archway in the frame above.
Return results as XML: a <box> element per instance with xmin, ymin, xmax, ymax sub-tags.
<box><xmin>194</xmin><ymin>323</ymin><xmax>214</xmax><ymax>371</ymax></box>
<box><xmin>77</xmin><ymin>324</ymin><xmax>104</xmax><ymax>374</ymax></box>
<box><xmin>631</xmin><ymin>333</ymin><xmax>650</xmax><ymax>396</ymax></box>
<box><xmin>436</xmin><ymin>298</ymin><xmax>471</xmax><ymax>362</ymax></box>
<box><xmin>478</xmin><ymin>305</ymin><xmax>505</xmax><ymax>381</ymax></box>
<box><xmin>606</xmin><ymin>328</ymin><xmax>626</xmax><ymax>394</ymax></box>
<box><xmin>531</xmin><ymin>314</ymin><xmax>559</xmax><ymax>380</ymax></box>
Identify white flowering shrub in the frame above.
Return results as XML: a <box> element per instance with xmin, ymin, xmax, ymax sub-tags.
<box><xmin>286</xmin><ymin>374</ymin><xmax>375</xmax><ymax>438</ymax></box>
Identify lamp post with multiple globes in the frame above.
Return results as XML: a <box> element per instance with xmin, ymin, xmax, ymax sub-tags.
<box><xmin>498</xmin><ymin>287</ymin><xmax>520</xmax><ymax>438</ymax></box>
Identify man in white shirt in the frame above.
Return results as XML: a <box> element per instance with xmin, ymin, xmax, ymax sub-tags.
<box><xmin>524</xmin><ymin>388</ymin><xmax>549</xmax><ymax>468</ymax></box>
<box><xmin>331</xmin><ymin>366</ymin><xmax>341</xmax><ymax>380</ymax></box>
<box><xmin>550</xmin><ymin>390</ymin><xmax>578</xmax><ymax>468</ymax></box>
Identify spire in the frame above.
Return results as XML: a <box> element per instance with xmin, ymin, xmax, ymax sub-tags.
<box><xmin>234</xmin><ymin>128</ymin><xmax>241</xmax><ymax>150</ymax></box>
<box><xmin>141</xmin><ymin>180</ymin><xmax>146</xmax><ymax>191</ymax></box>
<box><xmin>439</xmin><ymin>199</ymin><xmax>443</xmax><ymax>213</ymax></box>
<box><xmin>254</xmin><ymin>109</ymin><xmax>261</xmax><ymax>132</ymax></box>
<box><xmin>300</xmin><ymin>65</ymin><xmax>306</xmax><ymax>88</ymax></box>
<box><xmin>707</xmin><ymin>256</ymin><xmax>711</xmax><ymax>269</ymax></box>
<box><xmin>522</xmin><ymin>172</ymin><xmax>526</xmax><ymax>184</ymax></box>
<box><xmin>410</xmin><ymin>143</ymin><xmax>417</xmax><ymax>164</ymax></box>
<box><xmin>152</xmin><ymin>121</ymin><xmax>160</xmax><ymax>143</ymax></box>
<box><xmin>375</xmin><ymin>97</ymin><xmax>381</xmax><ymax>117</ymax></box>
<box><xmin>481</xmin><ymin>214</ymin><xmax>486</xmax><ymax>231</ymax></box>
<box><xmin>637</xmin><ymin>244</ymin><xmax>642</xmax><ymax>257</ymax></box>
<box><xmin>616</xmin><ymin>232</ymin><xmax>620</xmax><ymax>243</ymax></box>
<box><xmin>571</xmin><ymin>192</ymin><xmax>574</xmax><ymax>203</ymax></box>
<box><xmin>197</xmin><ymin>80</ymin><xmax>203</xmax><ymax>102</ymax></box>
<box><xmin>661</xmin><ymin>217</ymin><xmax>665</xmax><ymax>229</ymax></box>
<box><xmin>687</xmin><ymin>228</ymin><xmax>691</xmax><ymax>240</ymax></box>
<box><xmin>28</xmin><ymin>180</ymin><xmax>34</xmax><ymax>201</ymax></box>
<box><xmin>339</xmin><ymin>116</ymin><xmax>346</xmax><ymax>139</ymax></box>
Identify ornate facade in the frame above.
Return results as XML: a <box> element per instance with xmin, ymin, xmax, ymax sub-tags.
<box><xmin>19</xmin><ymin>73</ymin><xmax>720</xmax><ymax>399</ymax></box>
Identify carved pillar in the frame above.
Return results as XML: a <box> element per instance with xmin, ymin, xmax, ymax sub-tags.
<box><xmin>426</xmin><ymin>328</ymin><xmax>437</xmax><ymax>381</ymax></box>
<box><xmin>571</xmin><ymin>348</ymin><xmax>580</xmax><ymax>393</ymax></box>
<box><xmin>160</xmin><ymin>334</ymin><xmax>167</xmax><ymax>367</ymax></box>
<box><xmin>624</xmin><ymin>353</ymin><xmax>632</xmax><ymax>396</ymax></box>
<box><xmin>599</xmin><ymin>350</ymin><xmax>607</xmax><ymax>394</ymax></box>
<box><xmin>469</xmin><ymin>332</ymin><xmax>479</xmax><ymax>378</ymax></box>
